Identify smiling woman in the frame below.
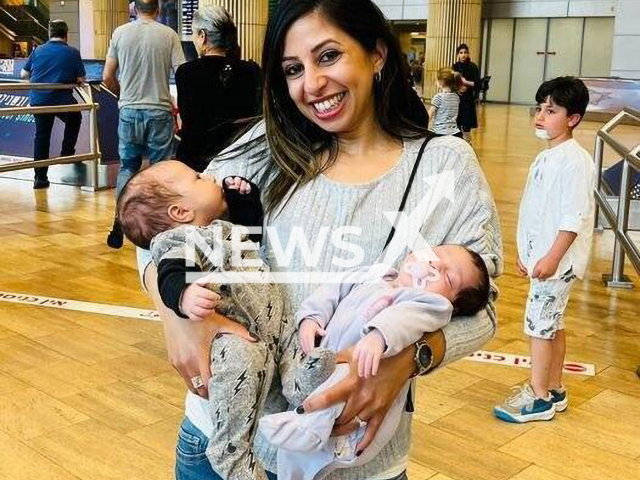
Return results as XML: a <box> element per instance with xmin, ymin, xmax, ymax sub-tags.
<box><xmin>138</xmin><ymin>1</ymin><xmax>503</xmax><ymax>480</ymax></box>
<box><xmin>280</xmin><ymin>17</ymin><xmax>383</xmax><ymax>133</ymax></box>
<box><xmin>257</xmin><ymin>0</ymin><xmax>432</xmax><ymax>212</ymax></box>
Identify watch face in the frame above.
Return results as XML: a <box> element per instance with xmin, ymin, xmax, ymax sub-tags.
<box><xmin>418</xmin><ymin>344</ymin><xmax>432</xmax><ymax>367</ymax></box>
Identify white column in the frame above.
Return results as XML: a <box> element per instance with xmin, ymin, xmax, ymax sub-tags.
<box><xmin>78</xmin><ymin>0</ymin><xmax>94</xmax><ymax>59</ymax></box>
<box><xmin>74</xmin><ymin>0</ymin><xmax>128</xmax><ymax>60</ymax></box>
<box><xmin>611</xmin><ymin>0</ymin><xmax>640</xmax><ymax>78</ymax></box>
<box><xmin>424</xmin><ymin>0</ymin><xmax>482</xmax><ymax>99</ymax></box>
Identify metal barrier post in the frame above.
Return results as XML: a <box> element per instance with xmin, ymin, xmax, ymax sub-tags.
<box><xmin>93</xmin><ymin>86</ymin><xmax>104</xmax><ymax>190</ymax></box>
<box><xmin>80</xmin><ymin>84</ymin><xmax>102</xmax><ymax>192</ymax></box>
<box><xmin>593</xmin><ymin>135</ymin><xmax>604</xmax><ymax>230</ymax></box>
<box><xmin>603</xmin><ymin>159</ymin><xmax>634</xmax><ymax>288</ymax></box>
<box><xmin>0</xmin><ymin>82</ymin><xmax>104</xmax><ymax>190</ymax></box>
<box><xmin>594</xmin><ymin>107</ymin><xmax>640</xmax><ymax>289</ymax></box>
<box><xmin>91</xmin><ymin>101</ymin><xmax>99</xmax><ymax>190</ymax></box>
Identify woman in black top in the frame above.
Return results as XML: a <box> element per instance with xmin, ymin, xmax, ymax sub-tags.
<box><xmin>175</xmin><ymin>6</ymin><xmax>262</xmax><ymax>172</ymax></box>
<box><xmin>452</xmin><ymin>43</ymin><xmax>480</xmax><ymax>142</ymax></box>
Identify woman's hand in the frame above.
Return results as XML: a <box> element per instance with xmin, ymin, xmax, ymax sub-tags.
<box><xmin>146</xmin><ymin>264</ymin><xmax>255</xmax><ymax>398</ymax></box>
<box><xmin>301</xmin><ymin>343</ymin><xmax>416</xmax><ymax>454</ymax></box>
<box><xmin>163</xmin><ymin>310</ymin><xmax>256</xmax><ymax>398</ymax></box>
<box><xmin>301</xmin><ymin>330</ymin><xmax>445</xmax><ymax>454</ymax></box>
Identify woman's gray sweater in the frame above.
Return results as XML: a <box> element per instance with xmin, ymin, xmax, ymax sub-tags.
<box><xmin>202</xmin><ymin>124</ymin><xmax>503</xmax><ymax>479</ymax></box>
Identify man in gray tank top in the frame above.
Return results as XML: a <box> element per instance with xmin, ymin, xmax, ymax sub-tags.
<box><xmin>103</xmin><ymin>0</ymin><xmax>185</xmax><ymax>248</ymax></box>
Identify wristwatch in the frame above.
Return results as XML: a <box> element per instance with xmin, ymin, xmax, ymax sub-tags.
<box><xmin>411</xmin><ymin>339</ymin><xmax>434</xmax><ymax>377</ymax></box>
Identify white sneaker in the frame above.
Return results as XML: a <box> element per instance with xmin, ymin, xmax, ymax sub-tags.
<box><xmin>493</xmin><ymin>383</ymin><xmax>556</xmax><ymax>423</ymax></box>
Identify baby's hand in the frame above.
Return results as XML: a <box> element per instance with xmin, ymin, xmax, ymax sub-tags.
<box><xmin>299</xmin><ymin>318</ymin><xmax>326</xmax><ymax>354</ymax></box>
<box><xmin>224</xmin><ymin>176</ymin><xmax>251</xmax><ymax>195</ymax></box>
<box><xmin>353</xmin><ymin>329</ymin><xmax>386</xmax><ymax>378</ymax></box>
<box><xmin>180</xmin><ymin>282</ymin><xmax>220</xmax><ymax>321</ymax></box>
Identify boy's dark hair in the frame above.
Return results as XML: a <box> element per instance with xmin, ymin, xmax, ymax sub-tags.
<box><xmin>117</xmin><ymin>172</ymin><xmax>181</xmax><ymax>249</ymax></box>
<box><xmin>535</xmin><ymin>76</ymin><xmax>590</xmax><ymax>127</ymax></box>
<box><xmin>451</xmin><ymin>248</ymin><xmax>491</xmax><ymax>317</ymax></box>
<box><xmin>49</xmin><ymin>20</ymin><xmax>68</xmax><ymax>39</ymax></box>
<box><xmin>135</xmin><ymin>0</ymin><xmax>159</xmax><ymax>14</ymax></box>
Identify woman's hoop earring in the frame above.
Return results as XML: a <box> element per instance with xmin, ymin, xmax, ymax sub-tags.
<box><xmin>375</xmin><ymin>71</ymin><xmax>382</xmax><ymax>84</ymax></box>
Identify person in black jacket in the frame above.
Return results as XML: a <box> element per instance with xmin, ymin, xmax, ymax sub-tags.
<box><xmin>175</xmin><ymin>5</ymin><xmax>262</xmax><ymax>172</ymax></box>
<box><xmin>452</xmin><ymin>43</ymin><xmax>480</xmax><ymax>143</ymax></box>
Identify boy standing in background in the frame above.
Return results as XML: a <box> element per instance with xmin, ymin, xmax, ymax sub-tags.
<box><xmin>494</xmin><ymin>76</ymin><xmax>595</xmax><ymax>423</ymax></box>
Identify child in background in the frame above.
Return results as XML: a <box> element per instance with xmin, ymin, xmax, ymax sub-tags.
<box><xmin>494</xmin><ymin>76</ymin><xmax>595</xmax><ymax>423</ymax></box>
<box><xmin>428</xmin><ymin>67</ymin><xmax>462</xmax><ymax>138</ymax></box>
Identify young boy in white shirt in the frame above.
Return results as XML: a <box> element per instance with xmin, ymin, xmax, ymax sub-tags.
<box><xmin>494</xmin><ymin>76</ymin><xmax>595</xmax><ymax>423</ymax></box>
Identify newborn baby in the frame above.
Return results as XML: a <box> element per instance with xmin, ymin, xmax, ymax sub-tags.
<box><xmin>259</xmin><ymin>245</ymin><xmax>491</xmax><ymax>480</ymax></box>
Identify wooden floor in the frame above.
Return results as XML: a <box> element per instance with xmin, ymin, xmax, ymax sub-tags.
<box><xmin>0</xmin><ymin>104</ymin><xmax>638</xmax><ymax>480</ymax></box>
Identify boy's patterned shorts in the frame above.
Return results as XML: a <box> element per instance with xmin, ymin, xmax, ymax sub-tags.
<box><xmin>524</xmin><ymin>269</ymin><xmax>577</xmax><ymax>340</ymax></box>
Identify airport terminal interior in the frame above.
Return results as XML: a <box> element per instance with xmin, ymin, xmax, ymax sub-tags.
<box><xmin>0</xmin><ymin>1</ymin><xmax>639</xmax><ymax>480</ymax></box>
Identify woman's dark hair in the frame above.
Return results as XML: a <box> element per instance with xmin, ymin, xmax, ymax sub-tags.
<box><xmin>456</xmin><ymin>43</ymin><xmax>469</xmax><ymax>55</ymax></box>
<box><xmin>535</xmin><ymin>76</ymin><xmax>590</xmax><ymax>126</ymax></box>
<box><xmin>451</xmin><ymin>248</ymin><xmax>491</xmax><ymax>317</ymax></box>
<box><xmin>226</xmin><ymin>0</ymin><xmax>429</xmax><ymax>213</ymax></box>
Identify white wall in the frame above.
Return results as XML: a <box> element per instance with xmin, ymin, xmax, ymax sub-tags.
<box><xmin>372</xmin><ymin>1</ymin><xmax>586</xmax><ymax>22</ymax></box>
<box><xmin>78</xmin><ymin>0</ymin><xmax>94</xmax><ymax>59</ymax></box>
<box><xmin>49</xmin><ymin>0</ymin><xmax>80</xmax><ymax>48</ymax></box>
<box><xmin>373</xmin><ymin>1</ymin><xmax>618</xmax><ymax>21</ymax></box>
<box><xmin>483</xmin><ymin>0</ymin><xmax>616</xmax><ymax>18</ymax></box>
<box><xmin>376</xmin><ymin>0</ymin><xmax>639</xmax><ymax>79</ymax></box>
<box><xmin>373</xmin><ymin>0</ymin><xmax>429</xmax><ymax>21</ymax></box>
<box><xmin>611</xmin><ymin>0</ymin><xmax>640</xmax><ymax>78</ymax></box>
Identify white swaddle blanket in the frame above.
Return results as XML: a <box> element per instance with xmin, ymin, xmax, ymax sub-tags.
<box><xmin>259</xmin><ymin>271</ymin><xmax>452</xmax><ymax>480</ymax></box>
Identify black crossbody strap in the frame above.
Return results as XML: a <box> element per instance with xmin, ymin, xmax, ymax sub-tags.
<box><xmin>383</xmin><ymin>134</ymin><xmax>434</xmax><ymax>251</ymax></box>
<box><xmin>380</xmin><ymin>134</ymin><xmax>434</xmax><ymax>409</ymax></box>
